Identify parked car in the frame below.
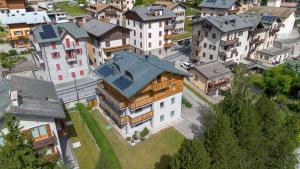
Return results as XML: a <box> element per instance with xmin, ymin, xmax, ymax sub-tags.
<box><xmin>180</xmin><ymin>61</ymin><xmax>191</xmax><ymax>69</ymax></box>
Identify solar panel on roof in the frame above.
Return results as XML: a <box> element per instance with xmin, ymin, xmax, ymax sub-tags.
<box><xmin>40</xmin><ymin>25</ymin><xmax>57</xmax><ymax>39</ymax></box>
<box><xmin>113</xmin><ymin>76</ymin><xmax>132</xmax><ymax>90</ymax></box>
<box><xmin>98</xmin><ymin>65</ymin><xmax>112</xmax><ymax>77</ymax></box>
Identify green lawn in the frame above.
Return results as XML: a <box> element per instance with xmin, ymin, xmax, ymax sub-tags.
<box><xmin>186</xmin><ymin>8</ymin><xmax>199</xmax><ymax>16</ymax></box>
<box><xmin>66</xmin><ymin>112</ymin><xmax>100</xmax><ymax>169</ymax></box>
<box><xmin>172</xmin><ymin>19</ymin><xmax>193</xmax><ymax>41</ymax></box>
<box><xmin>92</xmin><ymin>110</ymin><xmax>185</xmax><ymax>169</ymax></box>
<box><xmin>56</xmin><ymin>2</ymin><xmax>86</xmax><ymax>16</ymax></box>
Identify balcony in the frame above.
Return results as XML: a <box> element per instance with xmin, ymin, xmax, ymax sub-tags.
<box><xmin>228</xmin><ymin>8</ymin><xmax>239</xmax><ymax>15</ymax></box>
<box><xmin>33</xmin><ymin>135</ymin><xmax>56</xmax><ymax>149</ymax></box>
<box><xmin>105</xmin><ymin>10</ymin><xmax>117</xmax><ymax>16</ymax></box>
<box><xmin>164</xmin><ymin>34</ymin><xmax>172</xmax><ymax>39</ymax></box>
<box><xmin>96</xmin><ymin>83</ymin><xmax>127</xmax><ymax>109</ymax></box>
<box><xmin>66</xmin><ymin>55</ymin><xmax>77</xmax><ymax>62</ymax></box>
<box><xmin>99</xmin><ymin>96</ymin><xmax>128</xmax><ymax>124</ymax></box>
<box><xmin>129</xmin><ymin>97</ymin><xmax>154</xmax><ymax>110</ymax></box>
<box><xmin>63</xmin><ymin>42</ymin><xmax>75</xmax><ymax>50</ymax></box>
<box><xmin>221</xmin><ymin>38</ymin><xmax>239</xmax><ymax>46</ymax></box>
<box><xmin>103</xmin><ymin>44</ymin><xmax>130</xmax><ymax>53</ymax></box>
<box><xmin>253</xmin><ymin>38</ymin><xmax>264</xmax><ymax>44</ymax></box>
<box><xmin>153</xmin><ymin>80</ymin><xmax>172</xmax><ymax>91</ymax></box>
<box><xmin>164</xmin><ymin>24</ymin><xmax>174</xmax><ymax>30</ymax></box>
<box><xmin>219</xmin><ymin>51</ymin><xmax>226</xmax><ymax>59</ymax></box>
<box><xmin>164</xmin><ymin>42</ymin><xmax>172</xmax><ymax>48</ymax></box>
<box><xmin>129</xmin><ymin>111</ymin><xmax>154</xmax><ymax>125</ymax></box>
<box><xmin>208</xmin><ymin>79</ymin><xmax>230</xmax><ymax>91</ymax></box>
<box><xmin>5</xmin><ymin>34</ymin><xmax>30</xmax><ymax>41</ymax></box>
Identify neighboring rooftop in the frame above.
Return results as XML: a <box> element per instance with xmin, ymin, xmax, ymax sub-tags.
<box><xmin>32</xmin><ymin>22</ymin><xmax>89</xmax><ymax>43</ymax></box>
<box><xmin>95</xmin><ymin>51</ymin><xmax>188</xmax><ymax>98</ymax></box>
<box><xmin>199</xmin><ymin>0</ymin><xmax>238</xmax><ymax>9</ymax></box>
<box><xmin>246</xmin><ymin>6</ymin><xmax>295</xmax><ymax>19</ymax></box>
<box><xmin>85</xmin><ymin>3</ymin><xmax>121</xmax><ymax>13</ymax></box>
<box><xmin>192</xmin><ymin>61</ymin><xmax>232</xmax><ymax>80</ymax></box>
<box><xmin>83</xmin><ymin>19</ymin><xmax>122</xmax><ymax>37</ymax></box>
<box><xmin>124</xmin><ymin>6</ymin><xmax>176</xmax><ymax>22</ymax></box>
<box><xmin>257</xmin><ymin>47</ymin><xmax>290</xmax><ymax>56</ymax></box>
<box><xmin>193</xmin><ymin>15</ymin><xmax>253</xmax><ymax>33</ymax></box>
<box><xmin>275</xmin><ymin>37</ymin><xmax>300</xmax><ymax>44</ymax></box>
<box><xmin>152</xmin><ymin>1</ymin><xmax>185</xmax><ymax>10</ymax></box>
<box><xmin>1</xmin><ymin>11</ymin><xmax>51</xmax><ymax>25</ymax></box>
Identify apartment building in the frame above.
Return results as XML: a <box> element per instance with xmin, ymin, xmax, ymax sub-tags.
<box><xmin>246</xmin><ymin>6</ymin><xmax>295</xmax><ymax>38</ymax></box>
<box><xmin>95</xmin><ymin>51</ymin><xmax>188</xmax><ymax>136</ymax></box>
<box><xmin>256</xmin><ymin>47</ymin><xmax>289</xmax><ymax>65</ymax></box>
<box><xmin>0</xmin><ymin>75</ymin><xmax>65</xmax><ymax>159</ymax></box>
<box><xmin>86</xmin><ymin>3</ymin><xmax>123</xmax><ymax>25</ymax></box>
<box><xmin>191</xmin><ymin>15</ymin><xmax>253</xmax><ymax>64</ymax></box>
<box><xmin>83</xmin><ymin>19</ymin><xmax>130</xmax><ymax>66</ymax></box>
<box><xmin>152</xmin><ymin>1</ymin><xmax>186</xmax><ymax>34</ymax></box>
<box><xmin>198</xmin><ymin>0</ymin><xmax>241</xmax><ymax>17</ymax></box>
<box><xmin>89</xmin><ymin>0</ymin><xmax>135</xmax><ymax>11</ymax></box>
<box><xmin>31</xmin><ymin>22</ymin><xmax>90</xmax><ymax>85</ymax></box>
<box><xmin>124</xmin><ymin>6</ymin><xmax>176</xmax><ymax>57</ymax></box>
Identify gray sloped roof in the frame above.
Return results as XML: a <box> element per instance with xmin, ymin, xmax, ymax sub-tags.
<box><xmin>8</xmin><ymin>76</ymin><xmax>65</xmax><ymax>119</ymax></box>
<box><xmin>192</xmin><ymin>61</ymin><xmax>232</xmax><ymax>80</ymax></box>
<box><xmin>194</xmin><ymin>15</ymin><xmax>254</xmax><ymax>33</ymax></box>
<box><xmin>126</xmin><ymin>6</ymin><xmax>176</xmax><ymax>21</ymax></box>
<box><xmin>32</xmin><ymin>22</ymin><xmax>88</xmax><ymax>44</ymax></box>
<box><xmin>257</xmin><ymin>47</ymin><xmax>289</xmax><ymax>56</ymax></box>
<box><xmin>83</xmin><ymin>19</ymin><xmax>117</xmax><ymax>37</ymax></box>
<box><xmin>199</xmin><ymin>0</ymin><xmax>237</xmax><ymax>9</ymax></box>
<box><xmin>94</xmin><ymin>51</ymin><xmax>189</xmax><ymax>98</ymax></box>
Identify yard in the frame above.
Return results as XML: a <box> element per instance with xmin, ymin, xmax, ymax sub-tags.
<box><xmin>56</xmin><ymin>2</ymin><xmax>86</xmax><ymax>16</ymax></box>
<box><xmin>65</xmin><ymin>112</ymin><xmax>100</xmax><ymax>169</ymax></box>
<box><xmin>185</xmin><ymin>8</ymin><xmax>199</xmax><ymax>16</ymax></box>
<box><xmin>172</xmin><ymin>19</ymin><xmax>193</xmax><ymax>41</ymax></box>
<box><xmin>71</xmin><ymin>104</ymin><xmax>185</xmax><ymax>169</ymax></box>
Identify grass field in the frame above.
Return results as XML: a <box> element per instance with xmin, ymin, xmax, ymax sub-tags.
<box><xmin>66</xmin><ymin>112</ymin><xmax>100</xmax><ymax>169</ymax></box>
<box><xmin>186</xmin><ymin>8</ymin><xmax>199</xmax><ymax>16</ymax></box>
<box><xmin>91</xmin><ymin>110</ymin><xmax>185</xmax><ymax>169</ymax></box>
<box><xmin>56</xmin><ymin>2</ymin><xmax>86</xmax><ymax>16</ymax></box>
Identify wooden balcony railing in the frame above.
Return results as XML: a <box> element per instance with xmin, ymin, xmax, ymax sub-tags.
<box><xmin>105</xmin><ymin>10</ymin><xmax>117</xmax><ymax>16</ymax></box>
<box><xmin>33</xmin><ymin>135</ymin><xmax>56</xmax><ymax>149</ymax></box>
<box><xmin>96</xmin><ymin>84</ymin><xmax>127</xmax><ymax>109</ymax></box>
<box><xmin>99</xmin><ymin>96</ymin><xmax>128</xmax><ymax>124</ymax></box>
<box><xmin>129</xmin><ymin>97</ymin><xmax>154</xmax><ymax>110</ymax></box>
<box><xmin>208</xmin><ymin>79</ymin><xmax>230</xmax><ymax>91</ymax></box>
<box><xmin>164</xmin><ymin>34</ymin><xmax>172</xmax><ymax>39</ymax></box>
<box><xmin>129</xmin><ymin>111</ymin><xmax>154</xmax><ymax>125</ymax></box>
<box><xmin>164</xmin><ymin>42</ymin><xmax>172</xmax><ymax>47</ymax></box>
<box><xmin>228</xmin><ymin>8</ymin><xmax>239</xmax><ymax>14</ymax></box>
<box><xmin>103</xmin><ymin>44</ymin><xmax>130</xmax><ymax>53</ymax></box>
<box><xmin>221</xmin><ymin>38</ymin><xmax>239</xmax><ymax>46</ymax></box>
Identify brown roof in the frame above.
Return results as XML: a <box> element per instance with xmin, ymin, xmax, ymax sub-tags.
<box><xmin>246</xmin><ymin>6</ymin><xmax>295</xmax><ymax>19</ymax></box>
<box><xmin>85</xmin><ymin>3</ymin><xmax>121</xmax><ymax>13</ymax></box>
<box><xmin>153</xmin><ymin>1</ymin><xmax>184</xmax><ymax>10</ymax></box>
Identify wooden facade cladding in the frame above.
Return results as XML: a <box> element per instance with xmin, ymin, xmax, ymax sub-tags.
<box><xmin>97</xmin><ymin>82</ymin><xmax>127</xmax><ymax>109</ymax></box>
<box><xmin>129</xmin><ymin>111</ymin><xmax>154</xmax><ymax>125</ymax></box>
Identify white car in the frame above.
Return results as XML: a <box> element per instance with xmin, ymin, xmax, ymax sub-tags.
<box><xmin>180</xmin><ymin>61</ymin><xmax>191</xmax><ymax>69</ymax></box>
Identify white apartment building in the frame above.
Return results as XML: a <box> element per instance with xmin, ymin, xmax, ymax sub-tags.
<box><xmin>124</xmin><ymin>6</ymin><xmax>176</xmax><ymax>57</ymax></box>
<box><xmin>152</xmin><ymin>1</ymin><xmax>186</xmax><ymax>34</ymax></box>
<box><xmin>198</xmin><ymin>0</ymin><xmax>241</xmax><ymax>17</ymax></box>
<box><xmin>0</xmin><ymin>75</ymin><xmax>66</xmax><ymax>160</ymax></box>
<box><xmin>91</xmin><ymin>0</ymin><xmax>135</xmax><ymax>11</ymax></box>
<box><xmin>95</xmin><ymin>51</ymin><xmax>188</xmax><ymax>137</ymax></box>
<box><xmin>83</xmin><ymin>19</ymin><xmax>130</xmax><ymax>66</ymax></box>
<box><xmin>31</xmin><ymin>22</ymin><xmax>90</xmax><ymax>85</ymax></box>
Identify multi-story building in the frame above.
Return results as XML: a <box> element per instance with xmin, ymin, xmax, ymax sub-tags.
<box><xmin>85</xmin><ymin>3</ymin><xmax>123</xmax><ymax>25</ymax></box>
<box><xmin>97</xmin><ymin>0</ymin><xmax>135</xmax><ymax>11</ymax></box>
<box><xmin>198</xmin><ymin>0</ymin><xmax>241</xmax><ymax>17</ymax></box>
<box><xmin>83</xmin><ymin>19</ymin><xmax>130</xmax><ymax>66</ymax></box>
<box><xmin>0</xmin><ymin>0</ymin><xmax>25</xmax><ymax>17</ymax></box>
<box><xmin>246</xmin><ymin>6</ymin><xmax>295</xmax><ymax>38</ymax></box>
<box><xmin>152</xmin><ymin>1</ymin><xmax>186</xmax><ymax>34</ymax></box>
<box><xmin>31</xmin><ymin>22</ymin><xmax>90</xmax><ymax>85</ymax></box>
<box><xmin>124</xmin><ymin>6</ymin><xmax>176</xmax><ymax>57</ymax></box>
<box><xmin>95</xmin><ymin>51</ymin><xmax>188</xmax><ymax>137</ymax></box>
<box><xmin>256</xmin><ymin>47</ymin><xmax>289</xmax><ymax>65</ymax></box>
<box><xmin>0</xmin><ymin>75</ymin><xmax>65</xmax><ymax>159</ymax></box>
<box><xmin>2</xmin><ymin>11</ymin><xmax>50</xmax><ymax>48</ymax></box>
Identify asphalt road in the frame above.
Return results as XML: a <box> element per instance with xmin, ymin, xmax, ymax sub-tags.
<box><xmin>163</xmin><ymin>45</ymin><xmax>191</xmax><ymax>63</ymax></box>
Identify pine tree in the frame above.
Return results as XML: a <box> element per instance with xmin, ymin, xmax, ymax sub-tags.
<box><xmin>169</xmin><ymin>138</ymin><xmax>210</xmax><ymax>169</ymax></box>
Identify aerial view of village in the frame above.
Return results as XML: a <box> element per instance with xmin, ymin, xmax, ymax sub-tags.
<box><xmin>0</xmin><ymin>0</ymin><xmax>299</xmax><ymax>168</ymax></box>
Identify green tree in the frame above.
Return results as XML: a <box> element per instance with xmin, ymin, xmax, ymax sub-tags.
<box><xmin>0</xmin><ymin>114</ymin><xmax>57</xmax><ymax>169</ymax></box>
<box><xmin>170</xmin><ymin>139</ymin><xmax>210</xmax><ymax>169</ymax></box>
<box><xmin>134</xmin><ymin>0</ymin><xmax>143</xmax><ymax>6</ymax></box>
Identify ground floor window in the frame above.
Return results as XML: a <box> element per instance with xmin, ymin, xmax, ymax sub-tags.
<box><xmin>171</xmin><ymin>110</ymin><xmax>175</xmax><ymax>117</ymax></box>
<box><xmin>160</xmin><ymin>115</ymin><xmax>164</xmax><ymax>122</ymax></box>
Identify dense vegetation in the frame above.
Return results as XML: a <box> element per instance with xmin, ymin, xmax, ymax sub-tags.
<box><xmin>74</xmin><ymin>103</ymin><xmax>121</xmax><ymax>169</ymax></box>
<box><xmin>0</xmin><ymin>50</ymin><xmax>26</xmax><ymax>68</ymax></box>
<box><xmin>170</xmin><ymin>66</ymin><xmax>299</xmax><ymax>169</ymax></box>
<box><xmin>0</xmin><ymin>114</ymin><xmax>60</xmax><ymax>169</ymax></box>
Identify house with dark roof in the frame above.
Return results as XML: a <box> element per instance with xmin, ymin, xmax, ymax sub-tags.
<box><xmin>198</xmin><ymin>0</ymin><xmax>241</xmax><ymax>17</ymax></box>
<box><xmin>83</xmin><ymin>19</ymin><xmax>130</xmax><ymax>66</ymax></box>
<box><xmin>94</xmin><ymin>51</ymin><xmax>188</xmax><ymax>137</ymax></box>
<box><xmin>85</xmin><ymin>3</ymin><xmax>123</xmax><ymax>25</ymax></box>
<box><xmin>0</xmin><ymin>74</ymin><xmax>65</xmax><ymax>160</ymax></box>
<box><xmin>124</xmin><ymin>6</ymin><xmax>176</xmax><ymax>58</ymax></box>
<box><xmin>188</xmin><ymin>61</ymin><xmax>232</xmax><ymax>96</ymax></box>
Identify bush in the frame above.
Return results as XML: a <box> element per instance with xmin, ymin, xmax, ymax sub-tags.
<box><xmin>139</xmin><ymin>127</ymin><xmax>149</xmax><ymax>138</ymax></box>
<box><xmin>126</xmin><ymin>137</ymin><xmax>131</xmax><ymax>142</ymax></box>
<box><xmin>182</xmin><ymin>96</ymin><xmax>192</xmax><ymax>108</ymax></box>
<box><xmin>132</xmin><ymin>131</ymin><xmax>139</xmax><ymax>141</ymax></box>
<box><xmin>287</xmin><ymin>103</ymin><xmax>300</xmax><ymax>113</ymax></box>
<box><xmin>0</xmin><ymin>26</ymin><xmax>4</xmax><ymax>32</ymax></box>
<box><xmin>8</xmin><ymin>49</ymin><xmax>17</xmax><ymax>56</ymax></box>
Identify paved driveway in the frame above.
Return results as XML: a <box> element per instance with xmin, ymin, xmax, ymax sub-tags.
<box><xmin>173</xmin><ymin>87</ymin><xmax>211</xmax><ymax>139</ymax></box>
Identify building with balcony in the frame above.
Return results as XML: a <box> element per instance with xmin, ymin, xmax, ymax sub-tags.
<box><xmin>124</xmin><ymin>6</ymin><xmax>176</xmax><ymax>58</ymax></box>
<box><xmin>246</xmin><ymin>6</ymin><xmax>295</xmax><ymax>39</ymax></box>
<box><xmin>31</xmin><ymin>22</ymin><xmax>90</xmax><ymax>85</ymax></box>
<box><xmin>198</xmin><ymin>0</ymin><xmax>241</xmax><ymax>17</ymax></box>
<box><xmin>0</xmin><ymin>75</ymin><xmax>65</xmax><ymax>159</ymax></box>
<box><xmin>1</xmin><ymin>11</ymin><xmax>50</xmax><ymax>48</ymax></box>
<box><xmin>83</xmin><ymin>19</ymin><xmax>130</xmax><ymax>66</ymax></box>
<box><xmin>86</xmin><ymin>3</ymin><xmax>122</xmax><ymax>25</ymax></box>
<box><xmin>90</xmin><ymin>0</ymin><xmax>135</xmax><ymax>11</ymax></box>
<box><xmin>152</xmin><ymin>1</ymin><xmax>186</xmax><ymax>34</ymax></box>
<box><xmin>188</xmin><ymin>61</ymin><xmax>232</xmax><ymax>96</ymax></box>
<box><xmin>256</xmin><ymin>47</ymin><xmax>289</xmax><ymax>66</ymax></box>
<box><xmin>94</xmin><ymin>51</ymin><xmax>188</xmax><ymax>137</ymax></box>
<box><xmin>0</xmin><ymin>0</ymin><xmax>25</xmax><ymax>20</ymax></box>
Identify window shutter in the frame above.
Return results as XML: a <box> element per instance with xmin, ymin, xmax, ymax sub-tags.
<box><xmin>80</xmin><ymin>70</ymin><xmax>84</xmax><ymax>76</ymax></box>
<box><xmin>66</xmin><ymin>51</ymin><xmax>69</xmax><ymax>59</ymax></box>
<box><xmin>57</xmin><ymin>52</ymin><xmax>60</xmax><ymax>58</ymax></box>
<box><xmin>66</xmin><ymin>38</ymin><xmax>70</xmax><ymax>48</ymax></box>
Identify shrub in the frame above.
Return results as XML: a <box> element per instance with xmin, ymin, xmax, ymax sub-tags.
<box><xmin>126</xmin><ymin>137</ymin><xmax>131</xmax><ymax>142</ymax></box>
<box><xmin>182</xmin><ymin>96</ymin><xmax>192</xmax><ymax>108</ymax></box>
<box><xmin>8</xmin><ymin>49</ymin><xmax>17</xmax><ymax>56</ymax></box>
<box><xmin>132</xmin><ymin>131</ymin><xmax>139</xmax><ymax>141</ymax></box>
<box><xmin>140</xmin><ymin>127</ymin><xmax>149</xmax><ymax>138</ymax></box>
<box><xmin>0</xmin><ymin>26</ymin><xmax>4</xmax><ymax>32</ymax></box>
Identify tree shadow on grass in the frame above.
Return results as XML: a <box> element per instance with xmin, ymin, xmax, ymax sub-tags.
<box><xmin>154</xmin><ymin>154</ymin><xmax>172</xmax><ymax>169</ymax></box>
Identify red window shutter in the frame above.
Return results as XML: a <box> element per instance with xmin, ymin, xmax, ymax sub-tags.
<box><xmin>66</xmin><ymin>38</ymin><xmax>70</xmax><ymax>48</ymax></box>
<box><xmin>56</xmin><ymin>64</ymin><xmax>60</xmax><ymax>70</ymax></box>
<box><xmin>58</xmin><ymin>75</ymin><xmax>63</xmax><ymax>81</ymax></box>
<box><xmin>80</xmin><ymin>70</ymin><xmax>84</xmax><ymax>76</ymax></box>
<box><xmin>51</xmin><ymin>42</ymin><xmax>56</xmax><ymax>49</ymax></box>
<box><xmin>66</xmin><ymin>51</ymin><xmax>69</xmax><ymax>59</ymax></box>
<box><xmin>57</xmin><ymin>52</ymin><xmax>60</xmax><ymax>58</ymax></box>
<box><xmin>75</xmin><ymin>40</ymin><xmax>79</xmax><ymax>46</ymax></box>
<box><xmin>71</xmin><ymin>51</ymin><xmax>75</xmax><ymax>58</ymax></box>
<box><xmin>71</xmin><ymin>72</ymin><xmax>76</xmax><ymax>78</ymax></box>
